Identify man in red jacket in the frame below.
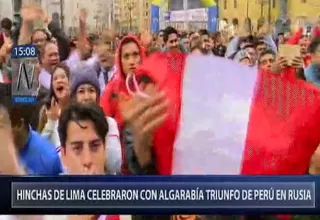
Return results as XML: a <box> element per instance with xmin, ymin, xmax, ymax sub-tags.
<box><xmin>100</xmin><ymin>35</ymin><xmax>146</xmax><ymax>174</ymax></box>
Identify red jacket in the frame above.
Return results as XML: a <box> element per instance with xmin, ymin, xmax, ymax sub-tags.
<box><xmin>134</xmin><ymin>51</ymin><xmax>187</xmax><ymax>174</ymax></box>
<box><xmin>100</xmin><ymin>35</ymin><xmax>146</xmax><ymax>174</ymax></box>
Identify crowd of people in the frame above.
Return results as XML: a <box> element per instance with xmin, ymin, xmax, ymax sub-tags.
<box><xmin>1</xmin><ymin>3</ymin><xmax>320</xmax><ymax>220</ymax></box>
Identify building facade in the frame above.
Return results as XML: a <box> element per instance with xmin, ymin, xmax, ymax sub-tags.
<box><xmin>218</xmin><ymin>0</ymin><xmax>320</xmax><ymax>31</ymax></box>
<box><xmin>287</xmin><ymin>0</ymin><xmax>320</xmax><ymax>21</ymax></box>
<box><xmin>119</xmin><ymin>0</ymin><xmax>151</xmax><ymax>33</ymax></box>
<box><xmin>217</xmin><ymin>0</ymin><xmax>280</xmax><ymax>30</ymax></box>
<box><xmin>39</xmin><ymin>0</ymin><xmax>112</xmax><ymax>34</ymax></box>
<box><xmin>112</xmin><ymin>0</ymin><xmax>120</xmax><ymax>26</ymax></box>
<box><xmin>0</xmin><ymin>0</ymin><xmax>13</xmax><ymax>20</ymax></box>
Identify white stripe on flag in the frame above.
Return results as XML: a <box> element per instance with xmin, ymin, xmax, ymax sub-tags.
<box><xmin>172</xmin><ymin>55</ymin><xmax>258</xmax><ymax>175</ymax></box>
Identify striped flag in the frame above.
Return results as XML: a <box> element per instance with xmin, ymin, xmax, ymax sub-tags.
<box><xmin>172</xmin><ymin>55</ymin><xmax>320</xmax><ymax>175</ymax></box>
<box><xmin>136</xmin><ymin>53</ymin><xmax>320</xmax><ymax>175</ymax></box>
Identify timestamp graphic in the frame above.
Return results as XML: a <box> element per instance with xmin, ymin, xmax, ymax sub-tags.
<box><xmin>11</xmin><ymin>45</ymin><xmax>38</xmax><ymax>59</ymax></box>
<box><xmin>11</xmin><ymin>45</ymin><xmax>38</xmax><ymax>104</ymax></box>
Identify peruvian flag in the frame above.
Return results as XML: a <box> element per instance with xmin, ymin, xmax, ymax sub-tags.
<box><xmin>135</xmin><ymin>53</ymin><xmax>320</xmax><ymax>175</ymax></box>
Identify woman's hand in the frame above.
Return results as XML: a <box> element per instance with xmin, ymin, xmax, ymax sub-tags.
<box><xmin>46</xmin><ymin>97</ymin><xmax>60</xmax><ymax>121</ymax></box>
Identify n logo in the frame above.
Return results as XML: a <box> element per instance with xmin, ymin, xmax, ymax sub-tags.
<box><xmin>16</xmin><ymin>61</ymin><xmax>35</xmax><ymax>91</ymax></box>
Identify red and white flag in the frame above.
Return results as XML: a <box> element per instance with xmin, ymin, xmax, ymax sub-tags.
<box><xmin>136</xmin><ymin>53</ymin><xmax>320</xmax><ymax>175</ymax></box>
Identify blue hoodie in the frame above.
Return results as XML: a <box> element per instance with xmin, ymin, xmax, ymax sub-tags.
<box><xmin>304</xmin><ymin>64</ymin><xmax>320</xmax><ymax>87</ymax></box>
<box><xmin>20</xmin><ymin>129</ymin><xmax>63</xmax><ymax>175</ymax></box>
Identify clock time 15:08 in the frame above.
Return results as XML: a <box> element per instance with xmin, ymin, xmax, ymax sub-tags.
<box><xmin>11</xmin><ymin>45</ymin><xmax>38</xmax><ymax>59</ymax></box>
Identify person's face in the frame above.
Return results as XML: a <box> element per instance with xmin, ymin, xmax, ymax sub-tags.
<box><xmin>51</xmin><ymin>37</ymin><xmax>57</xmax><ymax>45</ymax></box>
<box><xmin>166</xmin><ymin>33</ymin><xmax>180</xmax><ymax>51</ymax></box>
<box><xmin>189</xmin><ymin>32</ymin><xmax>199</xmax><ymax>41</ymax></box>
<box><xmin>200</xmin><ymin>34</ymin><xmax>210</xmax><ymax>49</ymax></box>
<box><xmin>299</xmin><ymin>37</ymin><xmax>310</xmax><ymax>56</ymax></box>
<box><xmin>311</xmin><ymin>45</ymin><xmax>320</xmax><ymax>66</ymax></box>
<box><xmin>121</xmin><ymin>41</ymin><xmax>141</xmax><ymax>75</ymax></box>
<box><xmin>239</xmin><ymin>58</ymin><xmax>251</xmax><ymax>66</ymax></box>
<box><xmin>183</xmin><ymin>38</ymin><xmax>190</xmax><ymax>49</ymax></box>
<box><xmin>192</xmin><ymin>48</ymin><xmax>202</xmax><ymax>55</ymax></box>
<box><xmin>52</xmin><ymin>67</ymin><xmax>69</xmax><ymax>100</ymax></box>
<box><xmin>76</xmin><ymin>84</ymin><xmax>97</xmax><ymax>104</ymax></box>
<box><xmin>32</xmin><ymin>31</ymin><xmax>47</xmax><ymax>49</ymax></box>
<box><xmin>245</xmin><ymin>47</ymin><xmax>257</xmax><ymax>65</ymax></box>
<box><xmin>259</xmin><ymin>53</ymin><xmax>275</xmax><ymax>70</ymax></box>
<box><xmin>98</xmin><ymin>45</ymin><xmax>114</xmax><ymax>69</ymax></box>
<box><xmin>42</xmin><ymin>43</ymin><xmax>59</xmax><ymax>71</ymax></box>
<box><xmin>63</xmin><ymin>120</ymin><xmax>106</xmax><ymax>175</ymax></box>
<box><xmin>256</xmin><ymin>44</ymin><xmax>267</xmax><ymax>56</ymax></box>
<box><xmin>157</xmin><ymin>32</ymin><xmax>164</xmax><ymax>46</ymax></box>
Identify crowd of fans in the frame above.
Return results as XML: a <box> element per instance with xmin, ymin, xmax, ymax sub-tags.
<box><xmin>0</xmin><ymin>3</ymin><xmax>320</xmax><ymax>220</ymax></box>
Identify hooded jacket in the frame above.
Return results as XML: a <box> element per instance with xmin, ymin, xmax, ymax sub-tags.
<box><xmin>100</xmin><ymin>35</ymin><xmax>146</xmax><ymax>174</ymax></box>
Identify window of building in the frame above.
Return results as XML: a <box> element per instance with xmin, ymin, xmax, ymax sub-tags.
<box><xmin>272</xmin><ymin>0</ymin><xmax>276</xmax><ymax>8</ymax></box>
<box><xmin>234</xmin><ymin>0</ymin><xmax>237</xmax><ymax>8</ymax></box>
<box><xmin>224</xmin><ymin>0</ymin><xmax>227</xmax><ymax>10</ymax></box>
<box><xmin>301</xmin><ymin>0</ymin><xmax>306</xmax><ymax>3</ymax></box>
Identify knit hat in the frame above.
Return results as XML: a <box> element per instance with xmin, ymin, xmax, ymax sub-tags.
<box><xmin>70</xmin><ymin>64</ymin><xmax>101</xmax><ymax>98</ymax></box>
<box><xmin>233</xmin><ymin>49</ymin><xmax>250</xmax><ymax>62</ymax></box>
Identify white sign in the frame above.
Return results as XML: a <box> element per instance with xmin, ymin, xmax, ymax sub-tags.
<box><xmin>170</xmin><ymin>9</ymin><xmax>207</xmax><ymax>22</ymax></box>
<box><xmin>170</xmin><ymin>10</ymin><xmax>187</xmax><ymax>22</ymax></box>
<box><xmin>187</xmin><ymin>9</ymin><xmax>207</xmax><ymax>22</ymax></box>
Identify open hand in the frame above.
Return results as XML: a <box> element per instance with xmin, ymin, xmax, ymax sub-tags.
<box><xmin>119</xmin><ymin>84</ymin><xmax>168</xmax><ymax>166</ymax></box>
<box><xmin>21</xmin><ymin>6</ymin><xmax>44</xmax><ymax>22</ymax></box>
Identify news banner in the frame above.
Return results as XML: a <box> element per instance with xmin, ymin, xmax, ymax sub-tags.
<box><xmin>0</xmin><ymin>176</ymin><xmax>319</xmax><ymax>215</ymax></box>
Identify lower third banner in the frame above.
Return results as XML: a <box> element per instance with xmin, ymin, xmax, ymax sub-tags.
<box><xmin>4</xmin><ymin>176</ymin><xmax>319</xmax><ymax>215</ymax></box>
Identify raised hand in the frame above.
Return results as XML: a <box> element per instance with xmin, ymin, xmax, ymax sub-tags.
<box><xmin>21</xmin><ymin>6</ymin><xmax>44</xmax><ymax>23</ymax></box>
<box><xmin>46</xmin><ymin>97</ymin><xmax>61</xmax><ymax>121</ymax></box>
<box><xmin>79</xmin><ymin>8</ymin><xmax>87</xmax><ymax>23</ymax></box>
<box><xmin>0</xmin><ymin>106</ymin><xmax>24</xmax><ymax>175</ymax></box>
<box><xmin>270</xmin><ymin>56</ymin><xmax>288</xmax><ymax>74</ymax></box>
<box><xmin>119</xmin><ymin>84</ymin><xmax>168</xmax><ymax>166</ymax></box>
<box><xmin>43</xmin><ymin>10</ymin><xmax>52</xmax><ymax>25</ymax></box>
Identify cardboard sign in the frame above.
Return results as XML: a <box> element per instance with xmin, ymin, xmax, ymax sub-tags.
<box><xmin>278</xmin><ymin>44</ymin><xmax>301</xmax><ymax>62</ymax></box>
